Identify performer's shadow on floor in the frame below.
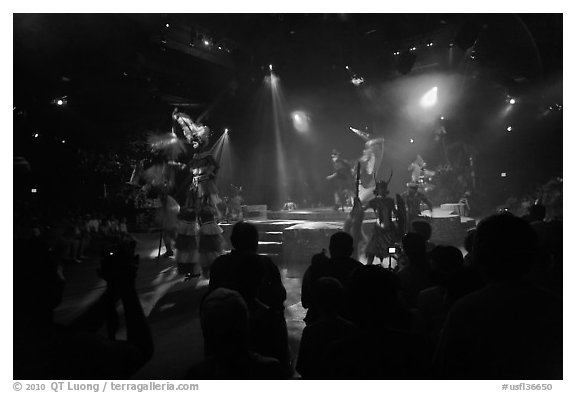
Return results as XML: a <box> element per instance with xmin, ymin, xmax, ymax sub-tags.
<box><xmin>146</xmin><ymin>277</ymin><xmax>209</xmax><ymax>324</ymax></box>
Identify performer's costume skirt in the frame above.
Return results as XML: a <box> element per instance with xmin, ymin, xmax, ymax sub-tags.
<box><xmin>365</xmin><ymin>224</ymin><xmax>396</xmax><ymax>259</ymax></box>
<box><xmin>176</xmin><ymin>219</ymin><xmax>199</xmax><ymax>275</ymax></box>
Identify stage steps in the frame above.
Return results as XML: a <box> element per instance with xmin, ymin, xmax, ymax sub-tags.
<box><xmin>220</xmin><ymin>222</ymin><xmax>288</xmax><ymax>267</ymax></box>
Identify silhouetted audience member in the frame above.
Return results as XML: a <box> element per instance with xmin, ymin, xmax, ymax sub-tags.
<box><xmin>397</xmin><ymin>232</ymin><xmax>432</xmax><ymax>308</ymax></box>
<box><xmin>324</xmin><ymin>266</ymin><xmax>433</xmax><ymax>379</ymax></box>
<box><xmin>210</xmin><ymin>221</ymin><xmax>286</xmax><ymax>311</ymax></box>
<box><xmin>301</xmin><ymin>231</ymin><xmax>363</xmax><ymax>324</ymax></box>
<box><xmin>411</xmin><ymin>220</ymin><xmax>436</xmax><ymax>253</ymax></box>
<box><xmin>530</xmin><ymin>213</ymin><xmax>562</xmax><ymax>295</ymax></box>
<box><xmin>435</xmin><ymin>213</ymin><xmax>562</xmax><ymax>379</ymax></box>
<box><xmin>13</xmin><ymin>235</ymin><xmax>153</xmax><ymax>379</ymax></box>
<box><xmin>417</xmin><ymin>246</ymin><xmax>464</xmax><ymax>340</ymax></box>
<box><xmin>296</xmin><ymin>277</ymin><xmax>357</xmax><ymax>379</ymax></box>
<box><xmin>188</xmin><ymin>288</ymin><xmax>283</xmax><ymax>379</ymax></box>
<box><xmin>522</xmin><ymin>203</ymin><xmax>546</xmax><ymax>224</ymax></box>
<box><xmin>463</xmin><ymin>228</ymin><xmax>476</xmax><ymax>266</ymax></box>
<box><xmin>209</xmin><ymin>222</ymin><xmax>289</xmax><ymax>373</ymax></box>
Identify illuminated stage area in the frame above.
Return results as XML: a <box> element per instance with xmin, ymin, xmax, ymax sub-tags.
<box><xmin>14</xmin><ymin>13</ymin><xmax>563</xmax><ymax>381</ymax></box>
<box><xmin>220</xmin><ymin>205</ymin><xmax>476</xmax><ymax>276</ymax></box>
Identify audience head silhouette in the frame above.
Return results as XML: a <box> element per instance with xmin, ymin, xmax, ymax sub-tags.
<box><xmin>464</xmin><ymin>228</ymin><xmax>476</xmax><ymax>254</ymax></box>
<box><xmin>347</xmin><ymin>265</ymin><xmax>402</xmax><ymax>328</ymax></box>
<box><xmin>528</xmin><ymin>204</ymin><xmax>546</xmax><ymax>222</ymax></box>
<box><xmin>200</xmin><ymin>288</ymin><xmax>250</xmax><ymax>355</ymax></box>
<box><xmin>329</xmin><ymin>231</ymin><xmax>354</xmax><ymax>258</ymax></box>
<box><xmin>314</xmin><ymin>277</ymin><xmax>345</xmax><ymax>316</ymax></box>
<box><xmin>474</xmin><ymin>213</ymin><xmax>538</xmax><ymax>280</ymax></box>
<box><xmin>429</xmin><ymin>245</ymin><xmax>464</xmax><ymax>285</ymax></box>
<box><xmin>401</xmin><ymin>232</ymin><xmax>427</xmax><ymax>267</ymax></box>
<box><xmin>230</xmin><ymin>221</ymin><xmax>259</xmax><ymax>253</ymax></box>
<box><xmin>411</xmin><ymin>220</ymin><xmax>432</xmax><ymax>241</ymax></box>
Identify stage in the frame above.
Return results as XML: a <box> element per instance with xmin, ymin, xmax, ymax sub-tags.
<box><xmin>221</xmin><ymin>205</ymin><xmax>477</xmax><ymax>278</ymax></box>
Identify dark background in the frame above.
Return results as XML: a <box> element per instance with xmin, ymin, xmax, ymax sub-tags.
<box><xmin>13</xmin><ymin>14</ymin><xmax>562</xmax><ymax>211</ymax></box>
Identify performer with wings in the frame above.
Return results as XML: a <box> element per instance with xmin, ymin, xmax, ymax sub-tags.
<box><xmin>134</xmin><ymin>109</ymin><xmax>222</xmax><ymax>278</ymax></box>
<box><xmin>357</xmin><ymin>137</ymin><xmax>386</xmax><ymax>204</ymax></box>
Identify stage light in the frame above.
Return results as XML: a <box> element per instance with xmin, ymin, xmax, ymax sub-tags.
<box><xmin>61</xmin><ymin>140</ymin><xmax>66</xmax><ymax>144</ymax></box>
<box><xmin>291</xmin><ymin>111</ymin><xmax>310</xmax><ymax>133</ymax></box>
<box><xmin>31</xmin><ymin>188</ymin><xmax>37</xmax><ymax>194</ymax></box>
<box><xmin>224</xmin><ymin>128</ymin><xmax>229</xmax><ymax>134</ymax></box>
<box><xmin>506</xmin><ymin>126</ymin><xmax>513</xmax><ymax>132</ymax></box>
<box><xmin>427</xmin><ymin>42</ymin><xmax>434</xmax><ymax>47</ymax></box>
<box><xmin>351</xmin><ymin>76</ymin><xmax>364</xmax><ymax>86</ymax></box>
<box><xmin>203</xmin><ymin>39</ymin><xmax>210</xmax><ymax>46</ymax></box>
<box><xmin>57</xmin><ymin>99</ymin><xmax>64</xmax><ymax>106</ymax></box>
<box><xmin>509</xmin><ymin>98</ymin><xmax>516</xmax><ymax>105</ymax></box>
<box><xmin>269</xmin><ymin>64</ymin><xmax>273</xmax><ymax>71</ymax></box>
<box><xmin>440</xmin><ymin>116</ymin><xmax>445</xmax><ymax>120</ymax></box>
<box><xmin>165</xmin><ymin>23</ymin><xmax>170</xmax><ymax>28</ymax></box>
<box><xmin>501</xmin><ymin>172</ymin><xmax>507</xmax><ymax>178</ymax></box>
<box><xmin>345</xmin><ymin>65</ymin><xmax>349</xmax><ymax>70</ymax></box>
<box><xmin>420</xmin><ymin>86</ymin><xmax>438</xmax><ymax>108</ymax></box>
<box><xmin>410</xmin><ymin>47</ymin><xmax>417</xmax><ymax>51</ymax></box>
<box><xmin>265</xmin><ymin>74</ymin><xmax>279</xmax><ymax>87</ymax></box>
<box><xmin>410</xmin><ymin>138</ymin><xmax>414</xmax><ymax>144</ymax></box>
<box><xmin>449</xmin><ymin>43</ymin><xmax>454</xmax><ymax>47</ymax></box>
<box><xmin>33</xmin><ymin>133</ymin><xmax>39</xmax><ymax>138</ymax></box>
<box><xmin>218</xmin><ymin>46</ymin><xmax>222</xmax><ymax>50</ymax></box>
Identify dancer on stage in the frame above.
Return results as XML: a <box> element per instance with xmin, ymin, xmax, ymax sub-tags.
<box><xmin>364</xmin><ymin>172</ymin><xmax>401</xmax><ymax>265</ymax></box>
<box><xmin>402</xmin><ymin>182</ymin><xmax>434</xmax><ymax>225</ymax></box>
<box><xmin>326</xmin><ymin>149</ymin><xmax>354</xmax><ymax>211</ymax></box>
<box><xmin>136</xmin><ymin>109</ymin><xmax>222</xmax><ymax>279</ymax></box>
<box><xmin>358</xmin><ymin>137</ymin><xmax>386</xmax><ymax>204</ymax></box>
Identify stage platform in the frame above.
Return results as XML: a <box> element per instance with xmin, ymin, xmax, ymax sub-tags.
<box><xmin>221</xmin><ymin>206</ymin><xmax>477</xmax><ymax>278</ymax></box>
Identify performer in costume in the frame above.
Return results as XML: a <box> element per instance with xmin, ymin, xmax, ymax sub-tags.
<box><xmin>364</xmin><ymin>172</ymin><xmax>401</xmax><ymax>265</ymax></box>
<box><xmin>402</xmin><ymin>182</ymin><xmax>434</xmax><ymax>225</ymax></box>
<box><xmin>197</xmin><ymin>206</ymin><xmax>225</xmax><ymax>279</ymax></box>
<box><xmin>175</xmin><ymin>208</ymin><xmax>200</xmax><ymax>280</ymax></box>
<box><xmin>326</xmin><ymin>149</ymin><xmax>354</xmax><ymax>211</ymax></box>
<box><xmin>137</xmin><ymin>109</ymin><xmax>222</xmax><ymax>279</ymax></box>
<box><xmin>343</xmin><ymin>163</ymin><xmax>366</xmax><ymax>260</ymax></box>
<box><xmin>171</xmin><ymin>109</ymin><xmax>222</xmax><ymax>212</ymax></box>
<box><xmin>358</xmin><ymin>137</ymin><xmax>386</xmax><ymax>204</ymax></box>
<box><xmin>408</xmin><ymin>155</ymin><xmax>426</xmax><ymax>184</ymax></box>
<box><xmin>228</xmin><ymin>184</ymin><xmax>244</xmax><ymax>221</ymax></box>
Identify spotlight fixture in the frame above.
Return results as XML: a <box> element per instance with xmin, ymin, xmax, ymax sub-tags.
<box><xmin>351</xmin><ymin>76</ymin><xmax>365</xmax><ymax>86</ymax></box>
<box><xmin>61</xmin><ymin>140</ymin><xmax>66</xmax><ymax>144</ymax></box>
<box><xmin>203</xmin><ymin>39</ymin><xmax>210</xmax><ymax>46</ymax></box>
<box><xmin>33</xmin><ymin>133</ymin><xmax>39</xmax><ymax>138</ymax></box>
<box><xmin>501</xmin><ymin>172</ymin><xmax>507</xmax><ymax>178</ymax></box>
<box><xmin>440</xmin><ymin>116</ymin><xmax>445</xmax><ymax>120</ymax></box>
<box><xmin>410</xmin><ymin>47</ymin><xmax>417</xmax><ymax>51</ymax></box>
<box><xmin>507</xmin><ymin>126</ymin><xmax>513</xmax><ymax>132</ymax></box>
<box><xmin>269</xmin><ymin>64</ymin><xmax>273</xmax><ymax>71</ymax></box>
<box><xmin>31</xmin><ymin>188</ymin><xmax>37</xmax><ymax>193</ymax></box>
<box><xmin>224</xmin><ymin>128</ymin><xmax>229</xmax><ymax>133</ymax></box>
<box><xmin>165</xmin><ymin>23</ymin><xmax>170</xmax><ymax>28</ymax></box>
<box><xmin>509</xmin><ymin>98</ymin><xmax>516</xmax><ymax>105</ymax></box>
<box><xmin>427</xmin><ymin>42</ymin><xmax>434</xmax><ymax>47</ymax></box>
<box><xmin>53</xmin><ymin>96</ymin><xmax>68</xmax><ymax>107</ymax></box>
<box><xmin>410</xmin><ymin>138</ymin><xmax>414</xmax><ymax>144</ymax></box>
<box><xmin>345</xmin><ymin>65</ymin><xmax>350</xmax><ymax>70</ymax></box>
